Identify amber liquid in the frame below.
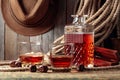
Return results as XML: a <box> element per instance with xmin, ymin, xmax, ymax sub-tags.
<box><xmin>65</xmin><ymin>33</ymin><xmax>94</xmax><ymax>67</ymax></box>
<box><xmin>20</xmin><ymin>54</ymin><xmax>43</xmax><ymax>64</ymax></box>
<box><xmin>50</xmin><ymin>55</ymin><xmax>73</xmax><ymax>68</ymax></box>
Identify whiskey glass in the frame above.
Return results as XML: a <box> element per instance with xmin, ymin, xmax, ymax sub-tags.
<box><xmin>50</xmin><ymin>43</ymin><xmax>73</xmax><ymax>72</ymax></box>
<box><xmin>18</xmin><ymin>42</ymin><xmax>44</xmax><ymax>66</ymax></box>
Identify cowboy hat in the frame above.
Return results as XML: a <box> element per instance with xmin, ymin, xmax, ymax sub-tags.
<box><xmin>1</xmin><ymin>0</ymin><xmax>58</xmax><ymax>36</ymax></box>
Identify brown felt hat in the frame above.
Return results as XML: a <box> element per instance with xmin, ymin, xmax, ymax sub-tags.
<box><xmin>1</xmin><ymin>0</ymin><xmax>58</xmax><ymax>36</ymax></box>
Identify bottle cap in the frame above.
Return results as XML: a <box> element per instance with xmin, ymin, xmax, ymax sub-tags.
<box><xmin>71</xmin><ymin>15</ymin><xmax>79</xmax><ymax>24</ymax></box>
<box><xmin>80</xmin><ymin>15</ymin><xmax>88</xmax><ymax>24</ymax></box>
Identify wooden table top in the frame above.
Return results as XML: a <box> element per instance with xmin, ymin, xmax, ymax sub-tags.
<box><xmin>0</xmin><ymin>70</ymin><xmax>120</xmax><ymax>80</ymax></box>
<box><xmin>0</xmin><ymin>60</ymin><xmax>120</xmax><ymax>80</ymax></box>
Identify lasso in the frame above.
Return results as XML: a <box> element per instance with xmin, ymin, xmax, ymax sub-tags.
<box><xmin>74</xmin><ymin>0</ymin><xmax>120</xmax><ymax>45</ymax></box>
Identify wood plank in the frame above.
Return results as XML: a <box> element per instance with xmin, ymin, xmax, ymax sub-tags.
<box><xmin>41</xmin><ymin>33</ymin><xmax>49</xmax><ymax>53</ymax></box>
<box><xmin>30</xmin><ymin>35</ymin><xmax>42</xmax><ymax>53</ymax></box>
<box><xmin>0</xmin><ymin>2</ymin><xmax>4</xmax><ymax>60</ymax></box>
<box><xmin>0</xmin><ymin>70</ymin><xmax>120</xmax><ymax>79</ymax></box>
<box><xmin>66</xmin><ymin>0</ymin><xmax>77</xmax><ymax>24</ymax></box>
<box><xmin>41</xmin><ymin>30</ymin><xmax>54</xmax><ymax>53</ymax></box>
<box><xmin>17</xmin><ymin>35</ymin><xmax>30</xmax><ymax>42</ymax></box>
<box><xmin>48</xmin><ymin>30</ymin><xmax>54</xmax><ymax>52</ymax></box>
<box><xmin>17</xmin><ymin>35</ymin><xmax>30</xmax><ymax>55</ymax></box>
<box><xmin>53</xmin><ymin>0</ymin><xmax>66</xmax><ymax>41</ymax></box>
<box><xmin>30</xmin><ymin>30</ymin><xmax>54</xmax><ymax>54</ymax></box>
<box><xmin>117</xmin><ymin>9</ymin><xmax>120</xmax><ymax>39</ymax></box>
<box><xmin>5</xmin><ymin>25</ymin><xmax>17</xmax><ymax>60</ymax></box>
<box><xmin>39</xmin><ymin>0</ymin><xmax>67</xmax><ymax>53</ymax></box>
<box><xmin>30</xmin><ymin>36</ymin><xmax>41</xmax><ymax>43</ymax></box>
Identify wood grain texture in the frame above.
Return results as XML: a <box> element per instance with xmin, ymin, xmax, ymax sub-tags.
<box><xmin>117</xmin><ymin>9</ymin><xmax>120</xmax><ymax>39</ymax></box>
<box><xmin>53</xmin><ymin>0</ymin><xmax>66</xmax><ymax>40</ymax></box>
<box><xmin>5</xmin><ymin>25</ymin><xmax>17</xmax><ymax>60</ymax></box>
<box><xmin>42</xmin><ymin>31</ymin><xmax>52</xmax><ymax>53</ymax></box>
<box><xmin>30</xmin><ymin>35</ymin><xmax>42</xmax><ymax>53</ymax></box>
<box><xmin>17</xmin><ymin>35</ymin><xmax>30</xmax><ymax>42</ymax></box>
<box><xmin>48</xmin><ymin>30</ymin><xmax>54</xmax><ymax>52</ymax></box>
<box><xmin>0</xmin><ymin>70</ymin><xmax>120</xmax><ymax>79</ymax></box>
<box><xmin>66</xmin><ymin>0</ymin><xmax>76</xmax><ymax>24</ymax></box>
<box><xmin>0</xmin><ymin>0</ymin><xmax>4</xmax><ymax>60</ymax></box>
<box><xmin>17</xmin><ymin>35</ymin><xmax>30</xmax><ymax>55</ymax></box>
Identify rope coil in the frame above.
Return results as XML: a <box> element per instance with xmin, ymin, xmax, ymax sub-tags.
<box><xmin>75</xmin><ymin>0</ymin><xmax>120</xmax><ymax>45</ymax></box>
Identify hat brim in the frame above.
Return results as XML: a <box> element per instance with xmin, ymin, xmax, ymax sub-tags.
<box><xmin>1</xmin><ymin>0</ymin><xmax>58</xmax><ymax>36</ymax></box>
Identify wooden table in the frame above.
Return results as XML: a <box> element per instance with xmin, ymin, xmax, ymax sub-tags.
<box><xmin>0</xmin><ymin>69</ymin><xmax>120</xmax><ymax>80</ymax></box>
<box><xmin>0</xmin><ymin>61</ymin><xmax>120</xmax><ymax>80</ymax></box>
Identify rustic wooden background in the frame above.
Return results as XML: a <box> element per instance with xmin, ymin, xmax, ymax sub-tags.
<box><xmin>0</xmin><ymin>0</ymin><xmax>119</xmax><ymax>60</ymax></box>
<box><xmin>0</xmin><ymin>0</ymin><xmax>77</xmax><ymax>60</ymax></box>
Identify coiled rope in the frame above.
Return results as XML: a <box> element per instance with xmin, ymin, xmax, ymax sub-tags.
<box><xmin>75</xmin><ymin>0</ymin><xmax>120</xmax><ymax>45</ymax></box>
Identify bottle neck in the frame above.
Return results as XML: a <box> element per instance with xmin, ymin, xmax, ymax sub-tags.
<box><xmin>72</xmin><ymin>17</ymin><xmax>79</xmax><ymax>24</ymax></box>
<box><xmin>80</xmin><ymin>17</ymin><xmax>86</xmax><ymax>24</ymax></box>
<box><xmin>71</xmin><ymin>15</ymin><xmax>88</xmax><ymax>25</ymax></box>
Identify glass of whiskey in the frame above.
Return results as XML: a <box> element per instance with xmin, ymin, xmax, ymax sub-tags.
<box><xmin>50</xmin><ymin>43</ymin><xmax>73</xmax><ymax>72</ymax></box>
<box><xmin>18</xmin><ymin>42</ymin><xmax>44</xmax><ymax>66</ymax></box>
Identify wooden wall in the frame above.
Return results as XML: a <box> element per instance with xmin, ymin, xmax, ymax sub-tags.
<box><xmin>0</xmin><ymin>0</ymin><xmax>76</xmax><ymax>60</ymax></box>
<box><xmin>0</xmin><ymin>0</ymin><xmax>119</xmax><ymax>60</ymax></box>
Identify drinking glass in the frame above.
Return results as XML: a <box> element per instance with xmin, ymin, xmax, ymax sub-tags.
<box><xmin>18</xmin><ymin>42</ymin><xmax>44</xmax><ymax>66</ymax></box>
<box><xmin>50</xmin><ymin>43</ymin><xmax>73</xmax><ymax>72</ymax></box>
